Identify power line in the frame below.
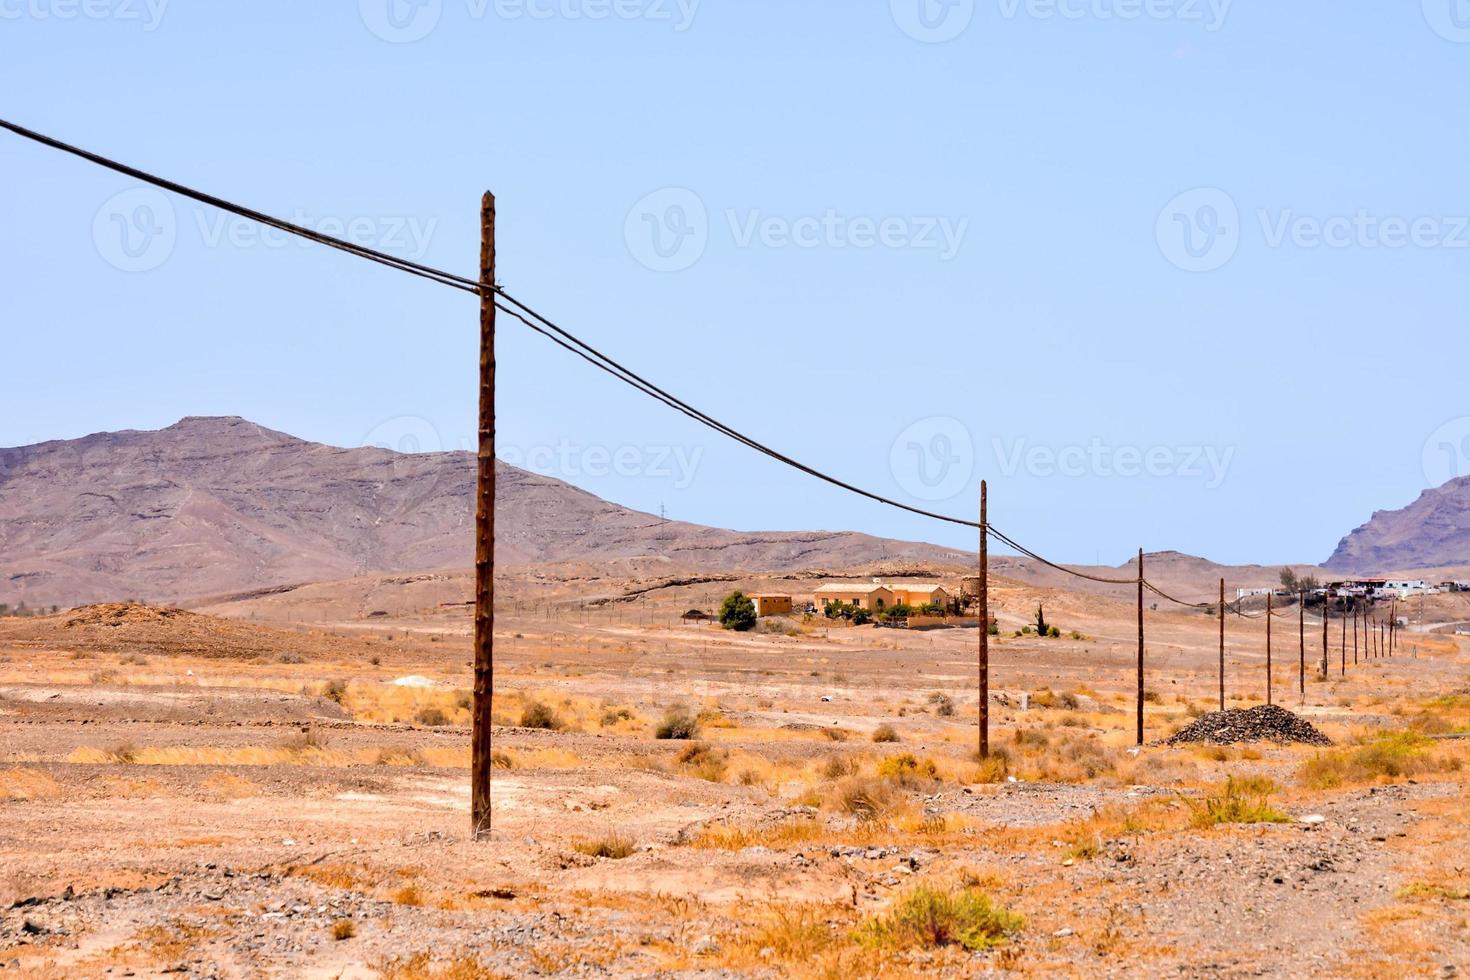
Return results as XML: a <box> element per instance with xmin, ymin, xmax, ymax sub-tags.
<box><xmin>0</xmin><ymin>116</ymin><xmax>1194</xmax><ymax>597</ymax></box>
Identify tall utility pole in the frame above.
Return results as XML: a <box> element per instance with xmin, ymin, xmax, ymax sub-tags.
<box><xmin>1136</xmin><ymin>549</ymin><xmax>1145</xmax><ymax>746</ymax></box>
<box><xmin>471</xmin><ymin>192</ymin><xmax>497</xmax><ymax>840</ymax></box>
<box><xmin>1340</xmin><ymin>597</ymin><xmax>1346</xmax><ymax>676</ymax></box>
<box><xmin>978</xmin><ymin>481</ymin><xmax>989</xmax><ymax>760</ymax></box>
<box><xmin>1321</xmin><ymin>594</ymin><xmax>1329</xmax><ymax>680</ymax></box>
<box><xmin>1353</xmin><ymin>605</ymin><xmax>1358</xmax><ymax>665</ymax></box>
<box><xmin>1298</xmin><ymin>589</ymin><xmax>1306</xmax><ymax>699</ymax></box>
<box><xmin>1266</xmin><ymin>592</ymin><xmax>1273</xmax><ymax>706</ymax></box>
<box><xmin>1218</xmin><ymin>578</ymin><xmax>1226</xmax><ymax>711</ymax></box>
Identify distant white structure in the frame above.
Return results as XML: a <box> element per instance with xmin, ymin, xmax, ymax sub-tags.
<box><xmin>1235</xmin><ymin>588</ymin><xmax>1273</xmax><ymax>600</ymax></box>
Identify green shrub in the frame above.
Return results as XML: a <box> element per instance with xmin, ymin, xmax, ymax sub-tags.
<box><xmin>719</xmin><ymin>592</ymin><xmax>757</xmax><ymax>632</ymax></box>
<box><xmin>1188</xmin><ymin>775</ymin><xmax>1291</xmax><ymax>828</ymax></box>
<box><xmin>857</xmin><ymin>884</ymin><xmax>1022</xmax><ymax>951</ymax></box>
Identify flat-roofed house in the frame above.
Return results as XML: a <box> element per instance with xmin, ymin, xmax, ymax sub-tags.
<box><xmin>889</xmin><ymin>583</ymin><xmax>950</xmax><ymax>608</ymax></box>
<box><xmin>749</xmin><ymin>594</ymin><xmax>793</xmax><ymax>617</ymax></box>
<box><xmin>813</xmin><ymin>583</ymin><xmax>895</xmax><ymax>612</ymax></box>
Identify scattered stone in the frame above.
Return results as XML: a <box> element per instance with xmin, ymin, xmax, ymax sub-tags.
<box><xmin>1054</xmin><ymin>927</ymin><xmax>1075</xmax><ymax>939</ymax></box>
<box><xmin>691</xmin><ymin>936</ymin><xmax>719</xmax><ymax>956</ymax></box>
<box><xmin>1165</xmin><ymin>705</ymin><xmax>1331</xmax><ymax>747</ymax></box>
<box><xmin>1301</xmin><ymin>814</ymin><xmax>1327</xmax><ymax>826</ymax></box>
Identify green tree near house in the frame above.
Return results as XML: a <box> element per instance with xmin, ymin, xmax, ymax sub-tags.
<box><xmin>719</xmin><ymin>591</ymin><xmax>757</xmax><ymax>632</ymax></box>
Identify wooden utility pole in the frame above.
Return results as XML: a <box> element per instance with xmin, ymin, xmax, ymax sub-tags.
<box><xmin>1298</xmin><ymin>589</ymin><xmax>1305</xmax><ymax>699</ymax></box>
<box><xmin>1218</xmin><ymin>578</ymin><xmax>1226</xmax><ymax>711</ymax></box>
<box><xmin>1340</xmin><ymin>597</ymin><xmax>1346</xmax><ymax>676</ymax></box>
<box><xmin>978</xmin><ymin>481</ymin><xmax>989</xmax><ymax>760</ymax></box>
<box><xmin>471</xmin><ymin>192</ymin><xmax>497</xmax><ymax>840</ymax></box>
<box><xmin>1136</xmin><ymin>549</ymin><xmax>1145</xmax><ymax>746</ymax></box>
<box><xmin>1353</xmin><ymin>605</ymin><xmax>1358</xmax><ymax>665</ymax></box>
<box><xmin>1266</xmin><ymin>592</ymin><xmax>1273</xmax><ymax>706</ymax></box>
<box><xmin>1321</xmin><ymin>594</ymin><xmax>1329</xmax><ymax>680</ymax></box>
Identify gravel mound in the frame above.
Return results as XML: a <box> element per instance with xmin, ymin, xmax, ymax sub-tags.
<box><xmin>1166</xmin><ymin>704</ymin><xmax>1332</xmax><ymax>747</ymax></box>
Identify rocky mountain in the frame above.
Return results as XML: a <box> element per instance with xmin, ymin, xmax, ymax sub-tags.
<box><xmin>0</xmin><ymin>417</ymin><xmax>969</xmax><ymax>607</ymax></box>
<box><xmin>1325</xmin><ymin>476</ymin><xmax>1470</xmax><ymax>573</ymax></box>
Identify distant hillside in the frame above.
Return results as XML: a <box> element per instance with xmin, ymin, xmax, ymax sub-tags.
<box><xmin>1326</xmin><ymin>476</ymin><xmax>1470</xmax><ymax>573</ymax></box>
<box><xmin>0</xmin><ymin>417</ymin><xmax>968</xmax><ymax>607</ymax></box>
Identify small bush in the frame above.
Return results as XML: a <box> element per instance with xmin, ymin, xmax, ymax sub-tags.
<box><xmin>391</xmin><ymin>885</ymin><xmax>425</xmax><ymax>907</ymax></box>
<box><xmin>821</xmin><ymin>727</ymin><xmax>851</xmax><ymax>742</ymax></box>
<box><xmin>857</xmin><ymin>884</ymin><xmax>1022</xmax><ymax>951</ymax></box>
<box><xmin>719</xmin><ymin>592</ymin><xmax>758</xmax><ymax>632</ymax></box>
<box><xmin>928</xmin><ymin>692</ymin><xmax>956</xmax><ymax>717</ymax></box>
<box><xmin>519</xmin><ymin>700</ymin><xmax>562</xmax><ymax>730</ymax></box>
<box><xmin>876</xmin><ymin>753</ymin><xmax>939</xmax><ymax>786</ymax></box>
<box><xmin>573</xmin><ymin>832</ymin><xmax>636</xmax><ymax>859</ymax></box>
<box><xmin>656</xmin><ymin>705</ymin><xmax>700</xmax><ymax>740</ymax></box>
<box><xmin>821</xmin><ymin>756</ymin><xmax>857</xmax><ymax>780</ymax></box>
<box><xmin>871</xmin><ymin>724</ymin><xmax>900</xmax><ymax>743</ymax></box>
<box><xmin>600</xmin><ymin>706</ymin><xmax>634</xmax><ymax>727</ymax></box>
<box><xmin>278</xmin><ymin>652</ymin><xmax>305</xmax><ymax>665</ymax></box>
<box><xmin>414</xmin><ymin>706</ymin><xmax>450</xmax><ymax>727</ymax></box>
<box><xmin>676</xmin><ymin>742</ymin><xmax>729</xmax><ymax>781</ymax></box>
<box><xmin>491</xmin><ymin>750</ymin><xmax>514</xmax><ymax>769</ymax></box>
<box><xmin>1299</xmin><ymin>732</ymin><xmax>1454</xmax><ymax>788</ymax></box>
<box><xmin>830</xmin><ymin>776</ymin><xmax>900</xmax><ymax>819</ymax></box>
<box><xmin>322</xmin><ymin>679</ymin><xmax>348</xmax><ymax>704</ymax></box>
<box><xmin>1188</xmin><ymin>776</ymin><xmax>1291</xmax><ymax>828</ymax></box>
<box><xmin>972</xmin><ymin>748</ymin><xmax>1010</xmax><ymax>784</ymax></box>
<box><xmin>331</xmin><ymin>919</ymin><xmax>357</xmax><ymax>941</ymax></box>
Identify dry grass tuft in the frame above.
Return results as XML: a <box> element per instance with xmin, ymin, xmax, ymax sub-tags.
<box><xmin>572</xmin><ymin>832</ymin><xmax>637</xmax><ymax>859</ymax></box>
<box><xmin>331</xmin><ymin>918</ymin><xmax>357</xmax><ymax>941</ymax></box>
<box><xmin>870</xmin><ymin>724</ymin><xmax>900</xmax><ymax>743</ymax></box>
<box><xmin>0</xmin><ymin>768</ymin><xmax>62</xmax><ymax>802</ymax></box>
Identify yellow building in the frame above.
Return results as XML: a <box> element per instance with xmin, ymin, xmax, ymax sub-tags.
<box><xmin>749</xmin><ymin>594</ymin><xmax>793</xmax><ymax>617</ymax></box>
<box><xmin>813</xmin><ymin>583</ymin><xmax>895</xmax><ymax>611</ymax></box>
<box><xmin>889</xmin><ymin>584</ymin><xmax>950</xmax><ymax>608</ymax></box>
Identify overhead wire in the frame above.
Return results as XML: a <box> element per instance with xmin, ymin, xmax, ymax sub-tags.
<box><xmin>0</xmin><ymin>115</ymin><xmax>1241</xmax><ymax>600</ymax></box>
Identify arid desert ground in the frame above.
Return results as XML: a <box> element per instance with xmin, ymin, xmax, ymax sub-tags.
<box><xmin>3</xmin><ymin>563</ymin><xmax>1470</xmax><ymax>978</ymax></box>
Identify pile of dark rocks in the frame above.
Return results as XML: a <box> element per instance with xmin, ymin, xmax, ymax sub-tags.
<box><xmin>1166</xmin><ymin>704</ymin><xmax>1332</xmax><ymax>747</ymax></box>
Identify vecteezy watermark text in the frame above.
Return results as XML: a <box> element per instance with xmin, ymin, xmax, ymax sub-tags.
<box><xmin>625</xmin><ymin>187</ymin><xmax>969</xmax><ymax>272</ymax></box>
<box><xmin>992</xmin><ymin>437</ymin><xmax>1234</xmax><ymax>489</ymax></box>
<box><xmin>1157</xmin><ymin>186</ymin><xmax>1470</xmax><ymax>272</ymax></box>
<box><xmin>0</xmin><ymin>0</ymin><xmax>168</xmax><ymax>29</ymax></box>
<box><xmin>92</xmin><ymin>186</ymin><xmax>439</xmax><ymax>273</ymax></box>
<box><xmin>500</xmin><ymin>441</ymin><xmax>703</xmax><ymax>489</ymax></box>
<box><xmin>359</xmin><ymin>0</ymin><xmax>699</xmax><ymax>43</ymax></box>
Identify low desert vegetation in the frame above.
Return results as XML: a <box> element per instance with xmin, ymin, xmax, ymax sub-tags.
<box><xmin>870</xmin><ymin>724</ymin><xmax>900</xmax><ymax>743</ymax></box>
<box><xmin>519</xmin><ymin>699</ymin><xmax>562</xmax><ymax>730</ymax></box>
<box><xmin>1188</xmin><ymin>776</ymin><xmax>1291</xmax><ymax>828</ymax></box>
<box><xmin>656</xmin><ymin>704</ymin><xmax>700</xmax><ymax>740</ymax></box>
<box><xmin>1299</xmin><ymin>732</ymin><xmax>1461</xmax><ymax>789</ymax></box>
<box><xmin>572</xmin><ymin>832</ymin><xmax>637</xmax><ymax>859</ymax></box>
<box><xmin>856</xmin><ymin>883</ymin><xmax>1023</xmax><ymax>951</ymax></box>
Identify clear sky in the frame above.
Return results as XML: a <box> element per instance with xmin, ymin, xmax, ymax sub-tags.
<box><xmin>3</xmin><ymin>1</ymin><xmax>1467</xmax><ymax>566</ymax></box>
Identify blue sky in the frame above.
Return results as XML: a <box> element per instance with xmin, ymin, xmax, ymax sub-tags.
<box><xmin>2</xmin><ymin>1</ymin><xmax>1468</xmax><ymax>566</ymax></box>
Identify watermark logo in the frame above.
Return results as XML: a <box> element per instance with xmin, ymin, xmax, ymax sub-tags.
<box><xmin>1159</xmin><ymin>186</ymin><xmax>1470</xmax><ymax>272</ymax></box>
<box><xmin>1156</xmin><ymin>187</ymin><xmax>1239</xmax><ymax>273</ymax></box>
<box><xmin>359</xmin><ymin>0</ymin><xmax>443</xmax><ymax>42</ymax></box>
<box><xmin>1423</xmin><ymin>417</ymin><xmax>1470</xmax><ymax>488</ymax></box>
<box><xmin>891</xmin><ymin>0</ymin><xmax>975</xmax><ymax>42</ymax></box>
<box><xmin>361</xmin><ymin>0</ymin><xmax>699</xmax><ymax>42</ymax></box>
<box><xmin>624</xmin><ymin>187</ymin><xmax>708</xmax><ymax>273</ymax></box>
<box><xmin>364</xmin><ymin>415</ymin><xmax>445</xmax><ymax>455</ymax></box>
<box><xmin>993</xmin><ymin>437</ymin><xmax>1235</xmax><ymax>488</ymax></box>
<box><xmin>996</xmin><ymin>0</ymin><xmax>1231</xmax><ymax>30</ymax></box>
<box><xmin>625</xmin><ymin>187</ymin><xmax>969</xmax><ymax>272</ymax></box>
<box><xmin>0</xmin><ymin>0</ymin><xmax>170</xmax><ymax>30</ymax></box>
<box><xmin>91</xmin><ymin>188</ymin><xmax>439</xmax><ymax>272</ymax></box>
<box><xmin>502</xmin><ymin>439</ymin><xmax>704</xmax><ymax>489</ymax></box>
<box><xmin>1422</xmin><ymin>0</ymin><xmax>1470</xmax><ymax>42</ymax></box>
<box><xmin>890</xmin><ymin>417</ymin><xmax>975</xmax><ymax>502</ymax></box>
<box><xmin>92</xmin><ymin>187</ymin><xmax>176</xmax><ymax>273</ymax></box>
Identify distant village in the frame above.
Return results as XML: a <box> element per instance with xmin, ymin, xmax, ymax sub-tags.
<box><xmin>1236</xmin><ymin>577</ymin><xmax>1470</xmax><ymax>602</ymax></box>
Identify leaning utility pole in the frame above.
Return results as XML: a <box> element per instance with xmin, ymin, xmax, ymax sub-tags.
<box><xmin>1136</xmin><ymin>549</ymin><xmax>1145</xmax><ymax>746</ymax></box>
<box><xmin>471</xmin><ymin>192</ymin><xmax>497</xmax><ymax>840</ymax></box>
<box><xmin>978</xmin><ymin>481</ymin><xmax>989</xmax><ymax>760</ymax></box>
